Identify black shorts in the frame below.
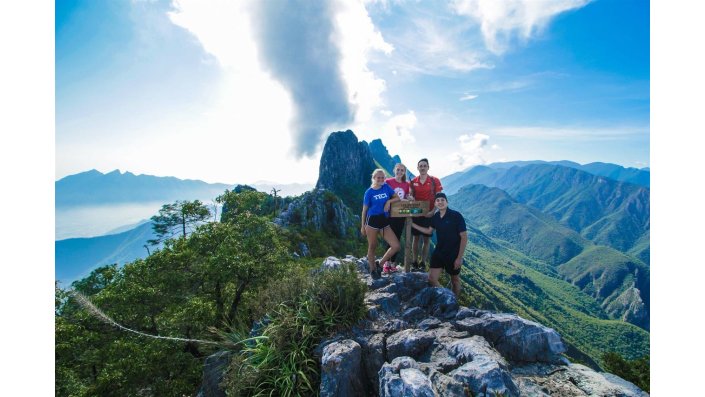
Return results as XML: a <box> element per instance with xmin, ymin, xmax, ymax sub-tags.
<box><xmin>430</xmin><ymin>252</ymin><xmax>461</xmax><ymax>276</ymax></box>
<box><xmin>412</xmin><ymin>216</ymin><xmax>432</xmax><ymax>236</ymax></box>
<box><xmin>366</xmin><ymin>214</ymin><xmax>390</xmax><ymax>230</ymax></box>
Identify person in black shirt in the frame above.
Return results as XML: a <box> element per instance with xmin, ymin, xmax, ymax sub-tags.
<box><xmin>410</xmin><ymin>192</ymin><xmax>468</xmax><ymax>296</ymax></box>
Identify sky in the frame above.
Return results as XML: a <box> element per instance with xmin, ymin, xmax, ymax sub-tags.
<box><xmin>56</xmin><ymin>0</ymin><xmax>649</xmax><ymax>185</ymax></box>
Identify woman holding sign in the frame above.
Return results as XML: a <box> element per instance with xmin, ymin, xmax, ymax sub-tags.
<box><xmin>383</xmin><ymin>163</ymin><xmax>411</xmax><ymax>274</ymax></box>
<box><xmin>361</xmin><ymin>169</ymin><xmax>401</xmax><ymax>279</ymax></box>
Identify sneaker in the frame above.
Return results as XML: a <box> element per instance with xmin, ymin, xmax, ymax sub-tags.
<box><xmin>382</xmin><ymin>263</ymin><xmax>392</xmax><ymax>274</ymax></box>
<box><xmin>389</xmin><ymin>263</ymin><xmax>398</xmax><ymax>272</ymax></box>
<box><xmin>419</xmin><ymin>261</ymin><xmax>426</xmax><ymax>271</ymax></box>
<box><xmin>411</xmin><ymin>261</ymin><xmax>419</xmax><ymax>271</ymax></box>
<box><xmin>371</xmin><ymin>260</ymin><xmax>382</xmax><ymax>279</ymax></box>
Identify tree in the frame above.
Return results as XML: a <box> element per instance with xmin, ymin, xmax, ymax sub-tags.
<box><xmin>603</xmin><ymin>351</ymin><xmax>650</xmax><ymax>392</ymax></box>
<box><xmin>55</xmin><ymin>212</ymin><xmax>292</xmax><ymax>396</ymax></box>
<box><xmin>217</xmin><ymin>189</ymin><xmax>274</xmax><ymax>222</ymax></box>
<box><xmin>148</xmin><ymin>200</ymin><xmax>211</xmax><ymax>245</ymax></box>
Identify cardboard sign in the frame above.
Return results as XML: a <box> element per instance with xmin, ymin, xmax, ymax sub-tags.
<box><xmin>390</xmin><ymin>200</ymin><xmax>430</xmax><ymax>218</ymax></box>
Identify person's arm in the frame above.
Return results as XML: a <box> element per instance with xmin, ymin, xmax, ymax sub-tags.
<box><xmin>454</xmin><ymin>231</ymin><xmax>468</xmax><ymax>269</ymax></box>
<box><xmin>360</xmin><ymin>205</ymin><xmax>368</xmax><ymax>235</ymax></box>
<box><xmin>383</xmin><ymin>194</ymin><xmax>400</xmax><ymax>212</ymax></box>
<box><xmin>411</xmin><ymin>221</ymin><xmax>433</xmax><ymax>235</ymax></box>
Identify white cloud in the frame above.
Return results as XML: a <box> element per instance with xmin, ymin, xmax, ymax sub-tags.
<box><xmin>450</xmin><ymin>132</ymin><xmax>490</xmax><ymax>169</ymax></box>
<box><xmin>459</xmin><ymin>94</ymin><xmax>478</xmax><ymax>101</ymax></box>
<box><xmin>154</xmin><ymin>0</ymin><xmax>393</xmax><ymax>183</ymax></box>
<box><xmin>381</xmin><ymin>14</ymin><xmax>492</xmax><ymax>75</ymax></box>
<box><xmin>452</xmin><ymin>0</ymin><xmax>591</xmax><ymax>54</ymax></box>
<box><xmin>380</xmin><ymin>111</ymin><xmax>418</xmax><ymax>148</ymax></box>
<box><xmin>491</xmin><ymin>144</ymin><xmax>500</xmax><ymax>150</ymax></box>
<box><xmin>334</xmin><ymin>0</ymin><xmax>394</xmax><ymax>123</ymax></box>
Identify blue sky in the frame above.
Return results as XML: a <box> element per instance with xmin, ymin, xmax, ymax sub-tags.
<box><xmin>56</xmin><ymin>0</ymin><xmax>649</xmax><ymax>184</ymax></box>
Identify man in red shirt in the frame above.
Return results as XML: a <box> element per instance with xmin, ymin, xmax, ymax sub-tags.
<box><xmin>409</xmin><ymin>158</ymin><xmax>443</xmax><ymax>271</ymax></box>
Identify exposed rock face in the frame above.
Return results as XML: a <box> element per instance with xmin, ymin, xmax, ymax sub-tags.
<box><xmin>274</xmin><ymin>188</ymin><xmax>357</xmax><ymax>239</ymax></box>
<box><xmin>317</xmin><ymin>256</ymin><xmax>649</xmax><ymax>397</ymax></box>
<box><xmin>320</xmin><ymin>340</ymin><xmax>366</xmax><ymax>396</ymax></box>
<box><xmin>315</xmin><ymin>130</ymin><xmax>376</xmax><ymax>212</ymax></box>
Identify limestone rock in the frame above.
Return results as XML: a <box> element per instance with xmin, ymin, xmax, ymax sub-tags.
<box><xmin>455</xmin><ymin>312</ymin><xmax>566</xmax><ymax>364</ymax></box>
<box><xmin>320</xmin><ymin>340</ymin><xmax>365</xmax><ymax>397</ymax></box>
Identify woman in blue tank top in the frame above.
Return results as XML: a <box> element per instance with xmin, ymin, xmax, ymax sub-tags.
<box><xmin>361</xmin><ymin>169</ymin><xmax>400</xmax><ymax>279</ymax></box>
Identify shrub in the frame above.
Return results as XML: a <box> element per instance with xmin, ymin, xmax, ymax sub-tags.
<box><xmin>223</xmin><ymin>263</ymin><xmax>367</xmax><ymax>396</ymax></box>
<box><xmin>602</xmin><ymin>351</ymin><xmax>650</xmax><ymax>392</ymax></box>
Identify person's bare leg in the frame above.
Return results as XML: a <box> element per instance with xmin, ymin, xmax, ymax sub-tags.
<box><xmin>379</xmin><ymin>227</ymin><xmax>400</xmax><ymax>266</ymax></box>
<box><xmin>428</xmin><ymin>268</ymin><xmax>442</xmax><ymax>287</ymax></box>
<box><xmin>451</xmin><ymin>274</ymin><xmax>461</xmax><ymax>296</ymax></box>
<box><xmin>412</xmin><ymin>234</ymin><xmax>420</xmax><ymax>265</ymax></box>
<box><xmin>421</xmin><ymin>235</ymin><xmax>431</xmax><ymax>268</ymax></box>
<box><xmin>365</xmin><ymin>226</ymin><xmax>379</xmax><ymax>272</ymax></box>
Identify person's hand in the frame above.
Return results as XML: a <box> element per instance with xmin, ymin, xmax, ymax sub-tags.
<box><xmin>360</xmin><ymin>226</ymin><xmax>366</xmax><ymax>236</ymax></box>
<box><xmin>408</xmin><ymin>194</ymin><xmax>415</xmax><ymax>201</ymax></box>
<box><xmin>384</xmin><ymin>202</ymin><xmax>391</xmax><ymax>212</ymax></box>
<box><xmin>454</xmin><ymin>258</ymin><xmax>462</xmax><ymax>270</ymax></box>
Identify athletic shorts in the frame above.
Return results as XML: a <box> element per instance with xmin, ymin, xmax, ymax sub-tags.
<box><xmin>430</xmin><ymin>251</ymin><xmax>461</xmax><ymax>276</ymax></box>
<box><xmin>412</xmin><ymin>216</ymin><xmax>432</xmax><ymax>236</ymax></box>
<box><xmin>366</xmin><ymin>214</ymin><xmax>390</xmax><ymax>230</ymax></box>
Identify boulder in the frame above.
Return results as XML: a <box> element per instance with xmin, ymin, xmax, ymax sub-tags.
<box><xmin>366</xmin><ymin>291</ymin><xmax>401</xmax><ymax>315</ymax></box>
<box><xmin>386</xmin><ymin>329</ymin><xmax>436</xmax><ymax>361</ymax></box>
<box><xmin>410</xmin><ymin>287</ymin><xmax>459</xmax><ymax>320</ymax></box>
<box><xmin>455</xmin><ymin>312</ymin><xmax>566</xmax><ymax>363</ymax></box>
<box><xmin>379</xmin><ymin>357</ymin><xmax>435</xmax><ymax>397</ymax></box>
<box><xmin>320</xmin><ymin>340</ymin><xmax>365</xmax><ymax>397</ymax></box>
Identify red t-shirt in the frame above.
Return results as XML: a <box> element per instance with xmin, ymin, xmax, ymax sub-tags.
<box><xmin>385</xmin><ymin>178</ymin><xmax>410</xmax><ymax>200</ymax></box>
<box><xmin>410</xmin><ymin>175</ymin><xmax>443</xmax><ymax>210</ymax></box>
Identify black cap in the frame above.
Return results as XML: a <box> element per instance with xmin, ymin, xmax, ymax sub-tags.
<box><xmin>435</xmin><ymin>192</ymin><xmax>447</xmax><ymax>200</ymax></box>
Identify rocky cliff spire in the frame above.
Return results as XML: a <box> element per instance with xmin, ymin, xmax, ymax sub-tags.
<box><xmin>316</xmin><ymin>130</ymin><xmax>376</xmax><ymax>212</ymax></box>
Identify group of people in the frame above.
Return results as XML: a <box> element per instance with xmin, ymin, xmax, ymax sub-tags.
<box><xmin>360</xmin><ymin>158</ymin><xmax>468</xmax><ymax>296</ymax></box>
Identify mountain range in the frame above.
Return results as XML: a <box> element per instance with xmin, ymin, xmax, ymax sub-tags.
<box><xmin>56</xmin><ymin>130</ymin><xmax>649</xmax><ymax>365</ymax></box>
<box><xmin>56</xmin><ymin>169</ymin><xmax>313</xmax><ymax>208</ymax></box>
<box><xmin>444</xmin><ymin>160</ymin><xmax>649</xmax><ymax>190</ymax></box>
<box><xmin>55</xmin><ymin>221</ymin><xmax>157</xmax><ymax>284</ymax></box>
<box><xmin>449</xmin><ymin>183</ymin><xmax>649</xmax><ymax>330</ymax></box>
<box><xmin>444</xmin><ymin>164</ymin><xmax>650</xmax><ymax>264</ymax></box>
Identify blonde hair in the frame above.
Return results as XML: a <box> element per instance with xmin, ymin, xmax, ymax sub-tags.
<box><xmin>394</xmin><ymin>163</ymin><xmax>407</xmax><ymax>183</ymax></box>
<box><xmin>370</xmin><ymin>168</ymin><xmax>386</xmax><ymax>186</ymax></box>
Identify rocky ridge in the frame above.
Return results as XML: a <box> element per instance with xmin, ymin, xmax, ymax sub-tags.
<box><xmin>317</xmin><ymin>256</ymin><xmax>649</xmax><ymax>397</ymax></box>
<box><xmin>316</xmin><ymin>130</ymin><xmax>377</xmax><ymax>212</ymax></box>
<box><xmin>274</xmin><ymin>188</ymin><xmax>358</xmax><ymax>238</ymax></box>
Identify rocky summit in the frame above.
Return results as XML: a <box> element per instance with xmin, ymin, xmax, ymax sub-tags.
<box><xmin>315</xmin><ymin>256</ymin><xmax>649</xmax><ymax>397</ymax></box>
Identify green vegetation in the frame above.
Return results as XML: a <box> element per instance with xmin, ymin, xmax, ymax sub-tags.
<box><xmin>459</xmin><ymin>237</ymin><xmax>650</xmax><ymax>368</ymax></box>
<box><xmin>603</xmin><ymin>352</ymin><xmax>650</xmax><ymax>392</ymax></box>
<box><xmin>56</xmin><ymin>199</ymin><xmax>298</xmax><ymax>396</ymax></box>
<box><xmin>56</xmin><ymin>177</ymin><xmax>650</xmax><ymax>395</ymax></box>
<box><xmin>148</xmin><ymin>199</ymin><xmax>211</xmax><ymax>245</ymax></box>
<box><xmin>223</xmin><ymin>262</ymin><xmax>367</xmax><ymax>396</ymax></box>
<box><xmin>55</xmin><ymin>186</ymin><xmax>369</xmax><ymax>396</ymax></box>
<box><xmin>452</xmin><ymin>184</ymin><xmax>588</xmax><ymax>266</ymax></box>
